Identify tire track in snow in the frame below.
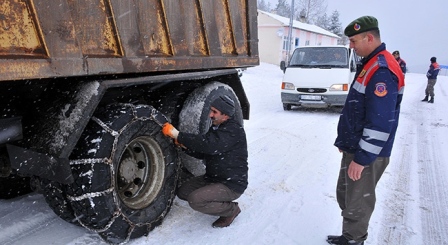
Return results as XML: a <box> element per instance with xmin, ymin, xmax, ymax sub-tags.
<box><xmin>416</xmin><ymin>83</ymin><xmax>448</xmax><ymax>244</ymax></box>
<box><xmin>0</xmin><ymin>212</ymin><xmax>59</xmax><ymax>245</ymax></box>
<box><xmin>0</xmin><ymin>194</ymin><xmax>97</xmax><ymax>245</ymax></box>
<box><xmin>376</xmin><ymin>107</ymin><xmax>420</xmax><ymax>244</ymax></box>
<box><xmin>377</xmin><ymin>78</ymin><xmax>448</xmax><ymax>245</ymax></box>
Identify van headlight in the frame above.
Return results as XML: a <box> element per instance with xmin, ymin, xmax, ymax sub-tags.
<box><xmin>281</xmin><ymin>82</ymin><xmax>295</xmax><ymax>90</ymax></box>
<box><xmin>329</xmin><ymin>84</ymin><xmax>349</xmax><ymax>91</ymax></box>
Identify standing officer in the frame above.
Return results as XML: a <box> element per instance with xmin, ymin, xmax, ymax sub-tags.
<box><xmin>327</xmin><ymin>16</ymin><xmax>405</xmax><ymax>245</ymax></box>
<box><xmin>421</xmin><ymin>56</ymin><xmax>440</xmax><ymax>103</ymax></box>
<box><xmin>392</xmin><ymin>50</ymin><xmax>407</xmax><ymax>75</ymax></box>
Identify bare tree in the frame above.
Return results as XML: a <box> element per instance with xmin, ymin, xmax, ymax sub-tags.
<box><xmin>296</xmin><ymin>0</ymin><xmax>327</xmax><ymax>24</ymax></box>
<box><xmin>315</xmin><ymin>12</ymin><xmax>329</xmax><ymax>29</ymax></box>
<box><xmin>274</xmin><ymin>0</ymin><xmax>291</xmax><ymax>17</ymax></box>
<box><xmin>267</xmin><ymin>0</ymin><xmax>344</xmax><ymax>39</ymax></box>
<box><xmin>257</xmin><ymin>0</ymin><xmax>271</xmax><ymax>12</ymax></box>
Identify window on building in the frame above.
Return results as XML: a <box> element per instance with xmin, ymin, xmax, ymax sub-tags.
<box><xmin>305</xmin><ymin>40</ymin><xmax>310</xmax><ymax>46</ymax></box>
<box><xmin>283</xmin><ymin>36</ymin><xmax>290</xmax><ymax>51</ymax></box>
<box><xmin>295</xmin><ymin>38</ymin><xmax>299</xmax><ymax>48</ymax></box>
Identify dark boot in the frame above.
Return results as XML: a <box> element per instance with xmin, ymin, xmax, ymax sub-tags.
<box><xmin>421</xmin><ymin>95</ymin><xmax>429</xmax><ymax>102</ymax></box>
<box><xmin>212</xmin><ymin>203</ymin><xmax>241</xmax><ymax>228</ymax></box>
<box><xmin>327</xmin><ymin>235</ymin><xmax>364</xmax><ymax>245</ymax></box>
<box><xmin>428</xmin><ymin>96</ymin><xmax>434</xmax><ymax>103</ymax></box>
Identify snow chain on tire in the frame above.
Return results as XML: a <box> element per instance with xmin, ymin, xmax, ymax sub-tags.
<box><xmin>60</xmin><ymin>103</ymin><xmax>180</xmax><ymax>244</ymax></box>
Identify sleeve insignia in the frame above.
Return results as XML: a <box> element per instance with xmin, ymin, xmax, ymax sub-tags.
<box><xmin>374</xmin><ymin>82</ymin><xmax>387</xmax><ymax>97</ymax></box>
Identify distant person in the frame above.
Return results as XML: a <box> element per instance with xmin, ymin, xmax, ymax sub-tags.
<box><xmin>328</xmin><ymin>16</ymin><xmax>405</xmax><ymax>245</ymax></box>
<box><xmin>161</xmin><ymin>95</ymin><xmax>248</xmax><ymax>228</ymax></box>
<box><xmin>392</xmin><ymin>50</ymin><xmax>407</xmax><ymax>75</ymax></box>
<box><xmin>421</xmin><ymin>56</ymin><xmax>440</xmax><ymax>103</ymax></box>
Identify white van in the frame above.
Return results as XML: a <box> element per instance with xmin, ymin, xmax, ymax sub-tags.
<box><xmin>280</xmin><ymin>45</ymin><xmax>360</xmax><ymax>110</ymax></box>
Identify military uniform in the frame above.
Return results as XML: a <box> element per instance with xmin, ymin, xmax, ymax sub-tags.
<box><xmin>334</xmin><ymin>43</ymin><xmax>404</xmax><ymax>241</ymax></box>
<box><xmin>329</xmin><ymin>15</ymin><xmax>405</xmax><ymax>245</ymax></box>
<box><xmin>422</xmin><ymin>57</ymin><xmax>440</xmax><ymax>103</ymax></box>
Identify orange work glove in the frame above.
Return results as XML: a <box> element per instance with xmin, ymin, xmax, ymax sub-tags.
<box><xmin>162</xmin><ymin>123</ymin><xmax>179</xmax><ymax>139</ymax></box>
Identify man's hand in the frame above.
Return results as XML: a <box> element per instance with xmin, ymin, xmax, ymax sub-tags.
<box><xmin>162</xmin><ymin>123</ymin><xmax>179</xmax><ymax>139</ymax></box>
<box><xmin>174</xmin><ymin>139</ymin><xmax>186</xmax><ymax>149</ymax></box>
<box><xmin>348</xmin><ymin>160</ymin><xmax>364</xmax><ymax>181</ymax></box>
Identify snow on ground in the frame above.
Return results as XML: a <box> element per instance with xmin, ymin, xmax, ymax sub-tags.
<box><xmin>0</xmin><ymin>63</ymin><xmax>447</xmax><ymax>245</ymax></box>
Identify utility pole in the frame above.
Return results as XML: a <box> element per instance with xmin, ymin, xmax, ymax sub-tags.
<box><xmin>286</xmin><ymin>0</ymin><xmax>294</xmax><ymax>64</ymax></box>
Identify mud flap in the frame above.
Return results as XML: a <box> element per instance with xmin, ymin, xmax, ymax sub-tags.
<box><xmin>6</xmin><ymin>144</ymin><xmax>73</xmax><ymax>184</ymax></box>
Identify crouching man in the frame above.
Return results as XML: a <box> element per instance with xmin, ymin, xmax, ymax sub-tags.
<box><xmin>162</xmin><ymin>95</ymin><xmax>248</xmax><ymax>228</ymax></box>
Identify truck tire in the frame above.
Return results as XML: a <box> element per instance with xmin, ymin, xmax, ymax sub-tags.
<box><xmin>178</xmin><ymin>82</ymin><xmax>243</xmax><ymax>176</ymax></box>
<box><xmin>40</xmin><ymin>179</ymin><xmax>78</xmax><ymax>224</ymax></box>
<box><xmin>62</xmin><ymin>103</ymin><xmax>179</xmax><ymax>244</ymax></box>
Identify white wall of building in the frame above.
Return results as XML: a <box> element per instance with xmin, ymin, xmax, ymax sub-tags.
<box><xmin>258</xmin><ymin>10</ymin><xmax>340</xmax><ymax>65</ymax></box>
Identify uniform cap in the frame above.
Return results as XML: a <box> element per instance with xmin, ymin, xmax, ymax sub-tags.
<box><xmin>430</xmin><ymin>57</ymin><xmax>437</xmax><ymax>63</ymax></box>
<box><xmin>344</xmin><ymin>16</ymin><xmax>379</xmax><ymax>37</ymax></box>
<box><xmin>392</xmin><ymin>50</ymin><xmax>400</xmax><ymax>55</ymax></box>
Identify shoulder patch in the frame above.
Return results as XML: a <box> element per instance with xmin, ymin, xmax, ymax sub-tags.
<box><xmin>374</xmin><ymin>82</ymin><xmax>387</xmax><ymax>97</ymax></box>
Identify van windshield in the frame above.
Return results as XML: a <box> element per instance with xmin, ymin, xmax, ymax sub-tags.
<box><xmin>289</xmin><ymin>47</ymin><xmax>349</xmax><ymax>68</ymax></box>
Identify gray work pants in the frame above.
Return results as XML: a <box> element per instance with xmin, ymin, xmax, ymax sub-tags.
<box><xmin>336</xmin><ymin>152</ymin><xmax>389</xmax><ymax>242</ymax></box>
<box><xmin>425</xmin><ymin>79</ymin><xmax>437</xmax><ymax>97</ymax></box>
<box><xmin>177</xmin><ymin>176</ymin><xmax>241</xmax><ymax>217</ymax></box>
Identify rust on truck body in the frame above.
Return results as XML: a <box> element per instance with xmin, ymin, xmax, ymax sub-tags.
<box><xmin>0</xmin><ymin>0</ymin><xmax>258</xmax><ymax>81</ymax></box>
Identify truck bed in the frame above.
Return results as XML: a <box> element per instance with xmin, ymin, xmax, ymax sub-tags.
<box><xmin>0</xmin><ymin>0</ymin><xmax>259</xmax><ymax>82</ymax></box>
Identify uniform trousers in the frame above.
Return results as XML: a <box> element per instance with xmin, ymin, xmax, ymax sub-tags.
<box><xmin>425</xmin><ymin>79</ymin><xmax>437</xmax><ymax>97</ymax></box>
<box><xmin>336</xmin><ymin>152</ymin><xmax>389</xmax><ymax>241</ymax></box>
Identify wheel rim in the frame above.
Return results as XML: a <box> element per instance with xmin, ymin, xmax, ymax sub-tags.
<box><xmin>116</xmin><ymin>136</ymin><xmax>165</xmax><ymax>209</ymax></box>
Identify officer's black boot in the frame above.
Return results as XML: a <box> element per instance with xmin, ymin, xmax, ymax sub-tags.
<box><xmin>327</xmin><ymin>235</ymin><xmax>364</xmax><ymax>245</ymax></box>
<box><xmin>421</xmin><ymin>95</ymin><xmax>429</xmax><ymax>102</ymax></box>
<box><xmin>428</xmin><ymin>96</ymin><xmax>434</xmax><ymax>103</ymax></box>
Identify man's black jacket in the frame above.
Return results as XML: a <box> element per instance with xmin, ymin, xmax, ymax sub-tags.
<box><xmin>177</xmin><ymin>119</ymin><xmax>248</xmax><ymax>194</ymax></box>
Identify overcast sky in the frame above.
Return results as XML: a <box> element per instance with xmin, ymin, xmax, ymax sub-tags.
<box><xmin>266</xmin><ymin>0</ymin><xmax>448</xmax><ymax>74</ymax></box>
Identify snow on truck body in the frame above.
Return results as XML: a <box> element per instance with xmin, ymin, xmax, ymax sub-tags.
<box><xmin>0</xmin><ymin>0</ymin><xmax>259</xmax><ymax>243</ymax></box>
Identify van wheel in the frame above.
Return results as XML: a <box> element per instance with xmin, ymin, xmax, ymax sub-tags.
<box><xmin>59</xmin><ymin>103</ymin><xmax>179</xmax><ymax>244</ymax></box>
<box><xmin>178</xmin><ymin>82</ymin><xmax>243</xmax><ymax>176</ymax></box>
<box><xmin>283</xmin><ymin>103</ymin><xmax>292</xmax><ymax>111</ymax></box>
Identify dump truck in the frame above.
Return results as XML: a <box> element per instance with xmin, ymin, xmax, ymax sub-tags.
<box><xmin>0</xmin><ymin>0</ymin><xmax>258</xmax><ymax>243</ymax></box>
